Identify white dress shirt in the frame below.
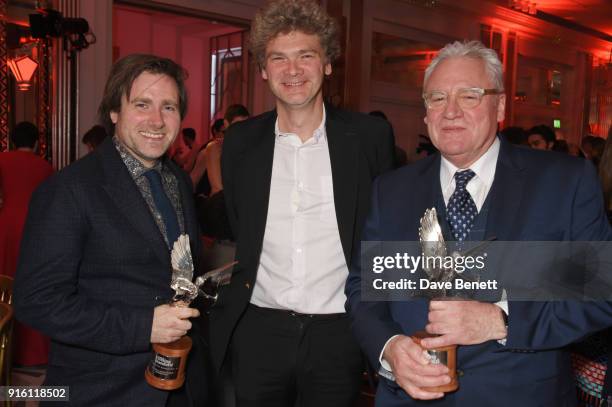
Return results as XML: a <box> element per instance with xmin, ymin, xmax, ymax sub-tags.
<box><xmin>250</xmin><ymin>108</ymin><xmax>349</xmax><ymax>314</ymax></box>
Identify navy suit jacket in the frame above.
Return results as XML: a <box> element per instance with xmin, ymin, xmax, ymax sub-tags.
<box><xmin>14</xmin><ymin>138</ymin><xmax>206</xmax><ymax>406</ymax></box>
<box><xmin>346</xmin><ymin>139</ymin><xmax>612</xmax><ymax>406</ymax></box>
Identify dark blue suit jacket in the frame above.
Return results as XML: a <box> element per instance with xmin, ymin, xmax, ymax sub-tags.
<box><xmin>346</xmin><ymin>139</ymin><xmax>612</xmax><ymax>406</ymax></box>
<box><xmin>14</xmin><ymin>138</ymin><xmax>206</xmax><ymax>406</ymax></box>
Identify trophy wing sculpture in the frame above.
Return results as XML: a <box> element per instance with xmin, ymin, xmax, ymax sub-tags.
<box><xmin>169</xmin><ymin>235</ymin><xmax>237</xmax><ymax>303</ymax></box>
<box><xmin>170</xmin><ymin>234</ymin><xmax>198</xmax><ymax>303</ymax></box>
<box><xmin>195</xmin><ymin>261</ymin><xmax>238</xmax><ymax>301</ymax></box>
<box><xmin>418</xmin><ymin>208</ymin><xmax>453</xmax><ymax>284</ymax></box>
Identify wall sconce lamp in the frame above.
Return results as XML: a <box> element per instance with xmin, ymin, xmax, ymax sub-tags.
<box><xmin>7</xmin><ymin>55</ymin><xmax>39</xmax><ymax>91</ymax></box>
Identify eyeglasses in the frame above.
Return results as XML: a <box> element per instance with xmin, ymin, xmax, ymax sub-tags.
<box><xmin>422</xmin><ymin>87</ymin><xmax>504</xmax><ymax>110</ymax></box>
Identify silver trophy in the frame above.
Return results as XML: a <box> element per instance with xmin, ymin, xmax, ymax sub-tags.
<box><xmin>170</xmin><ymin>234</ymin><xmax>237</xmax><ymax>304</ymax></box>
<box><xmin>146</xmin><ymin>234</ymin><xmax>237</xmax><ymax>390</ymax></box>
<box><xmin>419</xmin><ymin>208</ymin><xmax>484</xmax><ymax>296</ymax></box>
<box><xmin>419</xmin><ymin>208</ymin><xmax>453</xmax><ymax>290</ymax></box>
<box><xmin>415</xmin><ymin>208</ymin><xmax>459</xmax><ymax>392</ymax></box>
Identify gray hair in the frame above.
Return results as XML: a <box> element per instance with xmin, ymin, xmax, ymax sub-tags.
<box><xmin>424</xmin><ymin>40</ymin><xmax>504</xmax><ymax>91</ymax></box>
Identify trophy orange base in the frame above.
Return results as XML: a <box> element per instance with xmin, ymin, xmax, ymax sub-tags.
<box><xmin>411</xmin><ymin>331</ymin><xmax>458</xmax><ymax>393</ymax></box>
<box><xmin>145</xmin><ymin>336</ymin><xmax>192</xmax><ymax>390</ymax></box>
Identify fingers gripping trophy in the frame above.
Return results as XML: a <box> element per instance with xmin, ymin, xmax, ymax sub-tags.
<box><xmin>145</xmin><ymin>234</ymin><xmax>235</xmax><ymax>390</ymax></box>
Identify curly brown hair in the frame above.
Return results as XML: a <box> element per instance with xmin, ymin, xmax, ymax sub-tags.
<box><xmin>249</xmin><ymin>0</ymin><xmax>340</xmax><ymax>68</ymax></box>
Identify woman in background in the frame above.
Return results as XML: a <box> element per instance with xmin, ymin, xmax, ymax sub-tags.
<box><xmin>0</xmin><ymin>121</ymin><xmax>53</xmax><ymax>366</ymax></box>
<box><xmin>571</xmin><ymin>130</ymin><xmax>611</xmax><ymax>407</ymax></box>
<box><xmin>193</xmin><ymin>104</ymin><xmax>249</xmax><ymax>240</ymax></box>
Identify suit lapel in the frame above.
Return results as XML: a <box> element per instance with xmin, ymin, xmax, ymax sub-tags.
<box><xmin>414</xmin><ymin>155</ymin><xmax>453</xmax><ymax>240</ymax></box>
<box><xmin>98</xmin><ymin>139</ymin><xmax>171</xmax><ymax>266</ymax></box>
<box><xmin>248</xmin><ymin>114</ymin><xmax>277</xmax><ymax>263</ymax></box>
<box><xmin>326</xmin><ymin>108</ymin><xmax>359</xmax><ymax>264</ymax></box>
<box><xmin>485</xmin><ymin>140</ymin><xmax>525</xmax><ymax>240</ymax></box>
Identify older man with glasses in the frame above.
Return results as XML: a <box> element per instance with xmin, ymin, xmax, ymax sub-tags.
<box><xmin>345</xmin><ymin>40</ymin><xmax>612</xmax><ymax>406</ymax></box>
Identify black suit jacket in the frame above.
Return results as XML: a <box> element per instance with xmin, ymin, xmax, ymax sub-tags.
<box><xmin>14</xmin><ymin>138</ymin><xmax>205</xmax><ymax>406</ymax></box>
<box><xmin>209</xmin><ymin>105</ymin><xmax>395</xmax><ymax>372</ymax></box>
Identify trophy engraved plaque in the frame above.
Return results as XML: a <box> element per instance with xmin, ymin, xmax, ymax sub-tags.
<box><xmin>145</xmin><ymin>235</ymin><xmax>236</xmax><ymax>390</ymax></box>
<box><xmin>412</xmin><ymin>208</ymin><xmax>458</xmax><ymax>393</ymax></box>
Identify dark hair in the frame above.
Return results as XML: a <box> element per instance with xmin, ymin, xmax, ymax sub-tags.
<box><xmin>82</xmin><ymin>125</ymin><xmax>108</xmax><ymax>149</ymax></box>
<box><xmin>10</xmin><ymin>121</ymin><xmax>38</xmax><ymax>148</ymax></box>
<box><xmin>551</xmin><ymin>139</ymin><xmax>569</xmax><ymax>154</ymax></box>
<box><xmin>416</xmin><ymin>134</ymin><xmax>438</xmax><ymax>156</ymax></box>
<box><xmin>527</xmin><ymin>125</ymin><xmax>556</xmax><ymax>144</ymax></box>
<box><xmin>182</xmin><ymin>128</ymin><xmax>196</xmax><ymax>141</ymax></box>
<box><xmin>249</xmin><ymin>0</ymin><xmax>340</xmax><ymax>68</ymax></box>
<box><xmin>369</xmin><ymin>110</ymin><xmax>388</xmax><ymax>121</ymax></box>
<box><xmin>589</xmin><ymin>137</ymin><xmax>606</xmax><ymax>156</ymax></box>
<box><xmin>224</xmin><ymin>104</ymin><xmax>250</xmax><ymax>125</ymax></box>
<box><xmin>211</xmin><ymin>118</ymin><xmax>224</xmax><ymax>135</ymax></box>
<box><xmin>500</xmin><ymin>126</ymin><xmax>527</xmax><ymax>145</ymax></box>
<box><xmin>97</xmin><ymin>54</ymin><xmax>188</xmax><ymax>137</ymax></box>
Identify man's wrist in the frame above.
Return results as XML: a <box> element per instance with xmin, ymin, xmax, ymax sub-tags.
<box><xmin>492</xmin><ymin>304</ymin><xmax>508</xmax><ymax>341</ymax></box>
<box><xmin>381</xmin><ymin>335</ymin><xmax>401</xmax><ymax>367</ymax></box>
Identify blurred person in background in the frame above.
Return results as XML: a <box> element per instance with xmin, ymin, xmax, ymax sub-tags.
<box><xmin>194</xmin><ymin>105</ymin><xmax>250</xmax><ymax>244</ymax></box>
<box><xmin>369</xmin><ymin>110</ymin><xmax>408</xmax><ymax>168</ymax></box>
<box><xmin>569</xmin><ymin>129</ymin><xmax>611</xmax><ymax>407</ymax></box>
<box><xmin>499</xmin><ymin>126</ymin><xmax>527</xmax><ymax>146</ymax></box>
<box><xmin>415</xmin><ymin>133</ymin><xmax>438</xmax><ymax>159</ymax></box>
<box><xmin>211</xmin><ymin>118</ymin><xmax>225</xmax><ymax>140</ymax></box>
<box><xmin>552</xmin><ymin>139</ymin><xmax>570</xmax><ymax>154</ymax></box>
<box><xmin>527</xmin><ymin>124</ymin><xmax>555</xmax><ymax>150</ymax></box>
<box><xmin>191</xmin><ymin>106</ymin><xmax>249</xmax><ymax>200</ymax></box>
<box><xmin>582</xmin><ymin>135</ymin><xmax>606</xmax><ymax>168</ymax></box>
<box><xmin>190</xmin><ymin>119</ymin><xmax>224</xmax><ymax>197</ymax></box>
<box><xmin>0</xmin><ymin>121</ymin><xmax>53</xmax><ymax>367</ymax></box>
<box><xmin>171</xmin><ymin>127</ymin><xmax>200</xmax><ymax>172</ymax></box>
<box><xmin>567</xmin><ymin>143</ymin><xmax>585</xmax><ymax>158</ymax></box>
<box><xmin>82</xmin><ymin>125</ymin><xmax>109</xmax><ymax>152</ymax></box>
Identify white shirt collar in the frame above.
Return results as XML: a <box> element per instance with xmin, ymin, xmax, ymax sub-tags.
<box><xmin>440</xmin><ymin>136</ymin><xmax>500</xmax><ymax>209</ymax></box>
<box><xmin>274</xmin><ymin>105</ymin><xmax>327</xmax><ymax>144</ymax></box>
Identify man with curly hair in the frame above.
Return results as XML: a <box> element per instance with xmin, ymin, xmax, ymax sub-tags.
<box><xmin>209</xmin><ymin>0</ymin><xmax>395</xmax><ymax>405</ymax></box>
